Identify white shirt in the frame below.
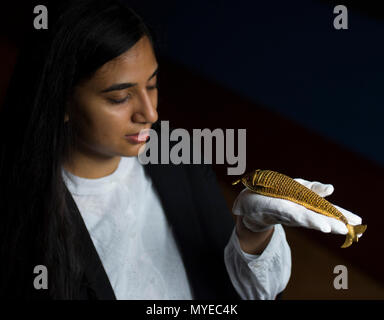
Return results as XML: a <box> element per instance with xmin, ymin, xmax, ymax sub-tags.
<box><xmin>61</xmin><ymin>156</ymin><xmax>291</xmax><ymax>300</ymax></box>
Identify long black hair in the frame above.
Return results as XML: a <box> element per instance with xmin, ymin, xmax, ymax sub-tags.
<box><xmin>0</xmin><ymin>0</ymin><xmax>155</xmax><ymax>299</ymax></box>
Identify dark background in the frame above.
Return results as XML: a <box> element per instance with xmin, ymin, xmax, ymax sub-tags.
<box><xmin>1</xmin><ymin>0</ymin><xmax>383</xmax><ymax>299</ymax></box>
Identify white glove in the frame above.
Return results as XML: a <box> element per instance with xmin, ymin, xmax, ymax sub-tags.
<box><xmin>232</xmin><ymin>178</ymin><xmax>363</xmax><ymax>236</ymax></box>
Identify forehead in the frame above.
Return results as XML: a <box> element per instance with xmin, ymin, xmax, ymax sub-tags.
<box><xmin>93</xmin><ymin>36</ymin><xmax>157</xmax><ymax>85</ymax></box>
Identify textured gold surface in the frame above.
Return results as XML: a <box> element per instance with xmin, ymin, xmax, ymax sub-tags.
<box><xmin>233</xmin><ymin>169</ymin><xmax>367</xmax><ymax>248</ymax></box>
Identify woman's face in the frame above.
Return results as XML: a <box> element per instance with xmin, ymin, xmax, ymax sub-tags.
<box><xmin>66</xmin><ymin>36</ymin><xmax>158</xmax><ymax>158</ymax></box>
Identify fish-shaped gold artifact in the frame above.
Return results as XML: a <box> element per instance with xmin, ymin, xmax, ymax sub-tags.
<box><xmin>232</xmin><ymin>169</ymin><xmax>367</xmax><ymax>248</ymax></box>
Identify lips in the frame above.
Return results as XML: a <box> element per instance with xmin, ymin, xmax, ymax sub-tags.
<box><xmin>125</xmin><ymin>129</ymin><xmax>150</xmax><ymax>143</ymax></box>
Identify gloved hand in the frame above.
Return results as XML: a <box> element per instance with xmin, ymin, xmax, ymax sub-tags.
<box><xmin>232</xmin><ymin>178</ymin><xmax>363</xmax><ymax>236</ymax></box>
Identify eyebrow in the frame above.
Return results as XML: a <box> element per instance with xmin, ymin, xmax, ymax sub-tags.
<box><xmin>100</xmin><ymin>66</ymin><xmax>159</xmax><ymax>93</ymax></box>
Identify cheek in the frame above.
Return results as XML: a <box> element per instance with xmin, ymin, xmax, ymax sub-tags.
<box><xmin>77</xmin><ymin>102</ymin><xmax>132</xmax><ymax>143</ymax></box>
<box><xmin>93</xmin><ymin>109</ymin><xmax>132</xmax><ymax>141</ymax></box>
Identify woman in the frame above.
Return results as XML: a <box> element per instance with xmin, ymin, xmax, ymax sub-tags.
<box><xmin>2</xmin><ymin>0</ymin><xmax>359</xmax><ymax>300</ymax></box>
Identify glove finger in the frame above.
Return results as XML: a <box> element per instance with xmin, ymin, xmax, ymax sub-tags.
<box><xmin>310</xmin><ymin>181</ymin><xmax>334</xmax><ymax>197</ymax></box>
<box><xmin>272</xmin><ymin>198</ymin><xmax>334</xmax><ymax>233</ymax></box>
<box><xmin>302</xmin><ymin>205</ymin><xmax>362</xmax><ymax>235</ymax></box>
<box><xmin>281</xmin><ymin>200</ymin><xmax>362</xmax><ymax>236</ymax></box>
<box><xmin>292</xmin><ymin>206</ymin><xmax>348</xmax><ymax>234</ymax></box>
<box><xmin>332</xmin><ymin>204</ymin><xmax>362</xmax><ymax>225</ymax></box>
<box><xmin>307</xmin><ymin>213</ymin><xmax>363</xmax><ymax>238</ymax></box>
<box><xmin>333</xmin><ymin>206</ymin><xmax>364</xmax><ymax>238</ymax></box>
<box><xmin>328</xmin><ymin>206</ymin><xmax>363</xmax><ymax>238</ymax></box>
<box><xmin>305</xmin><ymin>213</ymin><xmax>333</xmax><ymax>233</ymax></box>
<box><xmin>293</xmin><ymin>178</ymin><xmax>334</xmax><ymax>197</ymax></box>
<box><xmin>275</xmin><ymin>197</ymin><xmax>352</xmax><ymax>234</ymax></box>
<box><xmin>327</xmin><ymin>217</ymin><xmax>349</xmax><ymax>234</ymax></box>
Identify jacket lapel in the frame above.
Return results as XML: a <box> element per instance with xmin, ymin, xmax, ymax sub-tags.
<box><xmin>65</xmin><ymin>185</ymin><xmax>116</xmax><ymax>300</ymax></box>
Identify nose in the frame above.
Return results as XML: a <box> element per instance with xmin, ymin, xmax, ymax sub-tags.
<box><xmin>132</xmin><ymin>90</ymin><xmax>158</xmax><ymax>124</ymax></box>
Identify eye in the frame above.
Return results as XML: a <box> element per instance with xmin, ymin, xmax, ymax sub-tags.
<box><xmin>147</xmin><ymin>84</ymin><xmax>158</xmax><ymax>91</ymax></box>
<box><xmin>108</xmin><ymin>95</ymin><xmax>130</xmax><ymax>105</ymax></box>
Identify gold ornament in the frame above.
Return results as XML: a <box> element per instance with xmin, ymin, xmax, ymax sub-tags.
<box><xmin>233</xmin><ymin>169</ymin><xmax>367</xmax><ymax>248</ymax></box>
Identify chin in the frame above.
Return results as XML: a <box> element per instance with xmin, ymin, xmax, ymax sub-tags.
<box><xmin>123</xmin><ymin>143</ymin><xmax>146</xmax><ymax>157</ymax></box>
